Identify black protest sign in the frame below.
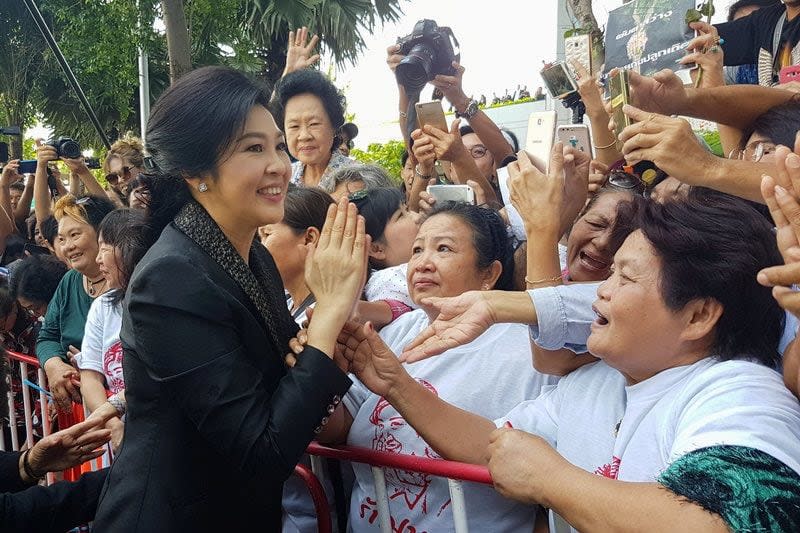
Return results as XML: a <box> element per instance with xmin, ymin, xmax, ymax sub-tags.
<box><xmin>604</xmin><ymin>0</ymin><xmax>696</xmax><ymax>76</ymax></box>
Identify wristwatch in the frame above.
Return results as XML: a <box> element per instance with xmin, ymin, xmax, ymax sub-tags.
<box><xmin>455</xmin><ymin>99</ymin><xmax>479</xmax><ymax>119</ymax></box>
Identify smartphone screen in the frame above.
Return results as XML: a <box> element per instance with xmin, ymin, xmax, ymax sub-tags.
<box><xmin>415</xmin><ymin>101</ymin><xmax>448</xmax><ymax>132</ymax></box>
<box><xmin>609</xmin><ymin>70</ymin><xmax>632</xmax><ymax>140</ymax></box>
<box><xmin>540</xmin><ymin>63</ymin><xmax>578</xmax><ymax>99</ymax></box>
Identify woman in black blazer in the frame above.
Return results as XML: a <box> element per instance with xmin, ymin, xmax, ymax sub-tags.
<box><xmin>93</xmin><ymin>66</ymin><xmax>368</xmax><ymax>531</ymax></box>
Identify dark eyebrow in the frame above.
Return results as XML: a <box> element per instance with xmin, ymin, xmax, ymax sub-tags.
<box><xmin>235</xmin><ymin>132</ymin><xmax>268</xmax><ymax>143</ymax></box>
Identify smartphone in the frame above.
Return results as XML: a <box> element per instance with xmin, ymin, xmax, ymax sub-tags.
<box><xmin>415</xmin><ymin>101</ymin><xmax>448</xmax><ymax>132</ymax></box>
<box><xmin>557</xmin><ymin>124</ymin><xmax>592</xmax><ymax>157</ymax></box>
<box><xmin>426</xmin><ymin>184</ymin><xmax>475</xmax><ymax>205</ymax></box>
<box><xmin>525</xmin><ymin>111</ymin><xmax>558</xmax><ymax>168</ymax></box>
<box><xmin>540</xmin><ymin>62</ymin><xmax>578</xmax><ymax>100</ymax></box>
<box><xmin>18</xmin><ymin>160</ymin><xmax>37</xmax><ymax>174</ymax></box>
<box><xmin>780</xmin><ymin>65</ymin><xmax>800</xmax><ymax>85</ymax></box>
<box><xmin>609</xmin><ymin>69</ymin><xmax>632</xmax><ymax>140</ymax></box>
<box><xmin>564</xmin><ymin>34</ymin><xmax>593</xmax><ymax>77</ymax></box>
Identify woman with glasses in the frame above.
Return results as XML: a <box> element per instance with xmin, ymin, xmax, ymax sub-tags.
<box><xmin>103</xmin><ymin>136</ymin><xmax>144</xmax><ymax>205</ymax></box>
<box><xmin>35</xmin><ymin>195</ymin><xmax>116</xmax><ymax>411</ymax></box>
<box><xmin>730</xmin><ymin>101</ymin><xmax>800</xmax><ymax>164</ymax></box>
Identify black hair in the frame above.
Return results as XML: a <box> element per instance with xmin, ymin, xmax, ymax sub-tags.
<box><xmin>282</xmin><ymin>186</ymin><xmax>335</xmax><ymax>235</ymax></box>
<box><xmin>0</xmin><ymin>349</ymin><xmax>7</xmax><ymax>419</ymax></box>
<box><xmin>1</xmin><ymin>235</ymin><xmax>25</xmax><ymax>266</ymax></box>
<box><xmin>727</xmin><ymin>0</ymin><xmax>779</xmax><ymax>20</ymax></box>
<box><xmin>98</xmin><ymin>209</ymin><xmax>149</xmax><ymax>305</ymax></box>
<box><xmin>426</xmin><ymin>202</ymin><xmax>515</xmax><ymax>291</ymax></box>
<box><xmin>739</xmin><ymin>101</ymin><xmax>800</xmax><ymax>152</ymax></box>
<box><xmin>53</xmin><ymin>195</ymin><xmax>116</xmax><ymax>233</ymax></box>
<box><xmin>349</xmin><ymin>187</ymin><xmax>405</xmax><ymax>244</ymax></box>
<box><xmin>273</xmin><ymin>69</ymin><xmax>347</xmax><ymax>153</ymax></box>
<box><xmin>0</xmin><ymin>277</ymin><xmax>14</xmax><ymax>317</ymax></box>
<box><xmin>141</xmin><ymin>66</ymin><xmax>272</xmax><ymax>244</ymax></box>
<box><xmin>39</xmin><ymin>216</ymin><xmax>58</xmax><ymax>247</ymax></box>
<box><xmin>401</xmin><ymin>149</ymin><xmax>410</xmax><ymax>168</ymax></box>
<box><xmin>9</xmin><ymin>254</ymin><xmax>68</xmax><ymax>306</ymax></box>
<box><xmin>9</xmin><ymin>181</ymin><xmax>24</xmax><ymax>193</ymax></box>
<box><xmin>636</xmin><ymin>189</ymin><xmax>784</xmax><ymax>367</ymax></box>
<box><xmin>501</xmin><ymin>128</ymin><xmax>520</xmax><ymax>153</ymax></box>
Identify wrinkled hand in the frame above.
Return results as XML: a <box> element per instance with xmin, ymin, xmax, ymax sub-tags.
<box><xmin>619</xmin><ymin>105</ymin><xmax>715</xmax><ymax>183</ymax></box>
<box><xmin>625</xmin><ymin>69</ymin><xmax>689</xmax><ymax>117</ymax></box>
<box><xmin>588</xmin><ymin>159</ymin><xmax>610</xmax><ymax>194</ymax></box>
<box><xmin>410</xmin><ymin>129</ymin><xmax>438</xmax><ymax>172</ymax></box>
<box><xmin>1</xmin><ymin>159</ymin><xmax>21</xmax><ymax>187</ymax></box>
<box><xmin>417</xmin><ymin>190</ymin><xmax>436</xmax><ymax>214</ymax></box>
<box><xmin>487</xmin><ymin>427</ymin><xmax>568</xmax><ymax>505</ymax></box>
<box><xmin>678</xmin><ymin>22</ymin><xmax>725</xmax><ymax>88</ymax></box>
<box><xmin>285</xmin><ymin>327</ymin><xmax>308</xmax><ymax>368</ymax></box>
<box><xmin>61</xmin><ymin>157</ymin><xmax>88</xmax><ymax>174</ymax></box>
<box><xmin>337</xmin><ymin>320</ymin><xmax>406</xmax><ymax>397</ymax></box>
<box><xmin>419</xmin><ymin>119</ymin><xmax>469</xmax><ymax>163</ymax></box>
<box><xmin>27</xmin><ymin>416</ymin><xmax>111</xmax><ymax>475</ymax></box>
<box><xmin>431</xmin><ymin>62</ymin><xmax>468</xmax><ymax>110</ymax></box>
<box><xmin>108</xmin><ymin>417</ymin><xmax>125</xmax><ymax>454</ymax></box>
<box><xmin>400</xmin><ymin>291</ymin><xmax>497</xmax><ymax>363</ymax></box>
<box><xmin>284</xmin><ymin>27</ymin><xmax>320</xmax><ymax>76</ymax></box>
<box><xmin>44</xmin><ymin>358</ymin><xmax>81</xmax><ymax>412</ymax></box>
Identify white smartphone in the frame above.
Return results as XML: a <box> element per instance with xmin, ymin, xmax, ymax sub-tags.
<box><xmin>525</xmin><ymin>110</ymin><xmax>558</xmax><ymax>169</ymax></box>
<box><xmin>557</xmin><ymin>124</ymin><xmax>593</xmax><ymax>158</ymax></box>
<box><xmin>564</xmin><ymin>34</ymin><xmax>593</xmax><ymax>77</ymax></box>
<box><xmin>426</xmin><ymin>184</ymin><xmax>475</xmax><ymax>205</ymax></box>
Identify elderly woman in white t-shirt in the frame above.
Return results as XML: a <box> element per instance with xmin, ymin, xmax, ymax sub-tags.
<box><xmin>338</xmin><ymin>189</ymin><xmax>800</xmax><ymax>532</ymax></box>
<box><xmin>318</xmin><ymin>201</ymin><xmax>558</xmax><ymax>532</ymax></box>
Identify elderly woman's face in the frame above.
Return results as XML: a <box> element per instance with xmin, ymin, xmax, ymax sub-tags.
<box><xmin>284</xmin><ymin>93</ymin><xmax>335</xmax><ymax>168</ymax></box>
<box><xmin>588</xmin><ymin>230</ymin><xmax>697</xmax><ymax>383</ymax></box>
<box><xmin>57</xmin><ymin>216</ymin><xmax>100</xmax><ymax>276</ymax></box>
<box><xmin>407</xmin><ymin>213</ymin><xmax>491</xmax><ymax>310</ymax></box>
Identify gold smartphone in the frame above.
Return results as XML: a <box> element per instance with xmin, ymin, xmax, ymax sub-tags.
<box><xmin>415</xmin><ymin>101</ymin><xmax>448</xmax><ymax>132</ymax></box>
<box><xmin>609</xmin><ymin>69</ymin><xmax>632</xmax><ymax>140</ymax></box>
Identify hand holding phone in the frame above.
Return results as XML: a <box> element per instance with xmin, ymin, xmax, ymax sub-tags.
<box><xmin>415</xmin><ymin>101</ymin><xmax>448</xmax><ymax>133</ymax></box>
<box><xmin>609</xmin><ymin>69</ymin><xmax>632</xmax><ymax>140</ymax></box>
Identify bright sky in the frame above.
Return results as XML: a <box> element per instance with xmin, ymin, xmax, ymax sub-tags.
<box><xmin>329</xmin><ymin>0</ymin><xmax>726</xmax><ymax>147</ymax></box>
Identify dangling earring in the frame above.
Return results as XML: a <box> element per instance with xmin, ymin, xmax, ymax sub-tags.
<box><xmin>198</xmin><ymin>182</ymin><xmax>208</xmax><ymax>193</ymax></box>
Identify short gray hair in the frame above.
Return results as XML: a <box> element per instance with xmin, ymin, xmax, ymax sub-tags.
<box><xmin>318</xmin><ymin>163</ymin><xmax>394</xmax><ymax>193</ymax></box>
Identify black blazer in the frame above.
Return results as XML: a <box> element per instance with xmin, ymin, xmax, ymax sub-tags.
<box><xmin>93</xmin><ymin>223</ymin><xmax>351</xmax><ymax>532</ymax></box>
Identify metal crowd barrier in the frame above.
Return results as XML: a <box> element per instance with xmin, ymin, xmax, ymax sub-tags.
<box><xmin>3</xmin><ymin>350</ymin><xmax>499</xmax><ymax>533</ymax></box>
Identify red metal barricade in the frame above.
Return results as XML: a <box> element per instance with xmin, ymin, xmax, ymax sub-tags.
<box><xmin>3</xmin><ymin>350</ymin><xmax>499</xmax><ymax>533</ymax></box>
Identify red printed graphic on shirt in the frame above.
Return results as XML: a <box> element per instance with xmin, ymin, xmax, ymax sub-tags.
<box><xmin>102</xmin><ymin>341</ymin><xmax>125</xmax><ymax>394</ymax></box>
<box><xmin>358</xmin><ymin>379</ymin><xmax>450</xmax><ymax>532</ymax></box>
<box><xmin>595</xmin><ymin>456</ymin><xmax>621</xmax><ymax>479</ymax></box>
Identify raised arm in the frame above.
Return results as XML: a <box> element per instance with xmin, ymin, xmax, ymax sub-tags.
<box><xmin>0</xmin><ymin>162</ymin><xmax>21</xmax><ymax>246</ymax></box>
<box><xmin>61</xmin><ymin>158</ymin><xmax>110</xmax><ymax>200</ymax></box>
<box><xmin>14</xmin><ymin>171</ymin><xmax>34</xmax><ymax>226</ymax></box>
<box><xmin>33</xmin><ymin>145</ymin><xmax>56</xmax><ymax>226</ymax></box>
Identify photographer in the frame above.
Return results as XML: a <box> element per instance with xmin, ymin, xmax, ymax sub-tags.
<box><xmin>102</xmin><ymin>136</ymin><xmax>144</xmax><ymax>207</ymax></box>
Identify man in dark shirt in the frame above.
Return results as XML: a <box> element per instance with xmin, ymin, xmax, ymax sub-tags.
<box><xmin>712</xmin><ymin>0</ymin><xmax>800</xmax><ymax>86</ymax></box>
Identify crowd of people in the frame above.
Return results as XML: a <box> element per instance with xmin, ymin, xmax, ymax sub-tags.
<box><xmin>2</xmin><ymin>1</ymin><xmax>800</xmax><ymax>530</ymax></box>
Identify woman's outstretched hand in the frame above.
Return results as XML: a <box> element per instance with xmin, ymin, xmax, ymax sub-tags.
<box><xmin>400</xmin><ymin>291</ymin><xmax>497</xmax><ymax>363</ymax></box>
<box><xmin>304</xmin><ymin>198</ymin><xmax>370</xmax><ymax>357</ymax></box>
<box><xmin>337</xmin><ymin>320</ymin><xmax>408</xmax><ymax>397</ymax></box>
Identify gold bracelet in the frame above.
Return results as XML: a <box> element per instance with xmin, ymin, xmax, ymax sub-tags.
<box><xmin>525</xmin><ymin>275</ymin><xmax>563</xmax><ymax>286</ymax></box>
<box><xmin>593</xmin><ymin>139</ymin><xmax>618</xmax><ymax>150</ymax></box>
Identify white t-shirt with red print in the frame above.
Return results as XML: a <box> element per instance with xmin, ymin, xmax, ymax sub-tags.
<box><xmin>342</xmin><ymin>309</ymin><xmax>558</xmax><ymax>533</ymax></box>
<box><xmin>76</xmin><ymin>293</ymin><xmax>124</xmax><ymax>394</ymax></box>
<box><xmin>495</xmin><ymin>358</ymin><xmax>800</xmax><ymax>532</ymax></box>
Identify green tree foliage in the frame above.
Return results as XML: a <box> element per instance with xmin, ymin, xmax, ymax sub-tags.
<box><xmin>351</xmin><ymin>139</ymin><xmax>405</xmax><ymax>181</ymax></box>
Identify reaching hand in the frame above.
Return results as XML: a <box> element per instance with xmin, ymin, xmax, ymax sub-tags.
<box><xmin>337</xmin><ymin>320</ymin><xmax>407</xmax><ymax>397</ymax></box>
<box><xmin>386</xmin><ymin>43</ymin><xmax>404</xmax><ymax>73</ymax></box>
<box><xmin>571</xmin><ymin>60</ymin><xmax>607</xmax><ymax>119</ymax></box>
<box><xmin>618</xmin><ymin>105</ymin><xmax>715</xmax><ymax>183</ymax></box>
<box><xmin>400</xmin><ymin>291</ymin><xmax>496</xmax><ymax>363</ymax></box>
<box><xmin>283</xmin><ymin>27</ymin><xmax>320</xmax><ymax>76</ymax></box>
<box><xmin>1</xmin><ymin>159</ymin><xmax>21</xmax><ymax>188</ymax></box>
<box><xmin>420</xmin><ymin>119</ymin><xmax>468</xmax><ymax>163</ymax></box>
<box><xmin>35</xmin><ymin>141</ymin><xmax>58</xmax><ymax>165</ymax></box>
<box><xmin>588</xmin><ymin>160</ymin><xmax>610</xmax><ymax>194</ymax></box>
<box><xmin>626</xmin><ymin>69</ymin><xmax>689</xmax><ymax>117</ymax></box>
<box><xmin>44</xmin><ymin>357</ymin><xmax>81</xmax><ymax>412</ymax></box>
<box><xmin>487</xmin><ymin>427</ymin><xmax>569</xmax><ymax>505</ymax></box>
<box><xmin>679</xmin><ymin>24</ymin><xmax>725</xmax><ymax>88</ymax></box>
<box><xmin>431</xmin><ymin>62</ymin><xmax>469</xmax><ymax>110</ymax></box>
<box><xmin>26</xmin><ymin>416</ymin><xmax>111</xmax><ymax>476</ymax></box>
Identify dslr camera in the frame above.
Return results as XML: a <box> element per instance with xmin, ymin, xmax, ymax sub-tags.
<box><xmin>47</xmin><ymin>137</ymin><xmax>82</xmax><ymax>160</ymax></box>
<box><xmin>395</xmin><ymin>19</ymin><xmax>459</xmax><ymax>93</ymax></box>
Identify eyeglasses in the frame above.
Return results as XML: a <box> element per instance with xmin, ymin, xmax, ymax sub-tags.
<box><xmin>105</xmin><ymin>166</ymin><xmax>132</xmax><ymax>184</ymax></box>
<box><xmin>468</xmin><ymin>145</ymin><xmax>489</xmax><ymax>159</ymax></box>
<box><xmin>729</xmin><ymin>141</ymin><xmax>776</xmax><ymax>163</ymax></box>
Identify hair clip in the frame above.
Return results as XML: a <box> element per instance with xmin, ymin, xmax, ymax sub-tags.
<box><xmin>143</xmin><ymin>156</ymin><xmax>160</xmax><ymax>172</ymax></box>
<box><xmin>348</xmin><ymin>189</ymin><xmax>370</xmax><ymax>202</ymax></box>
